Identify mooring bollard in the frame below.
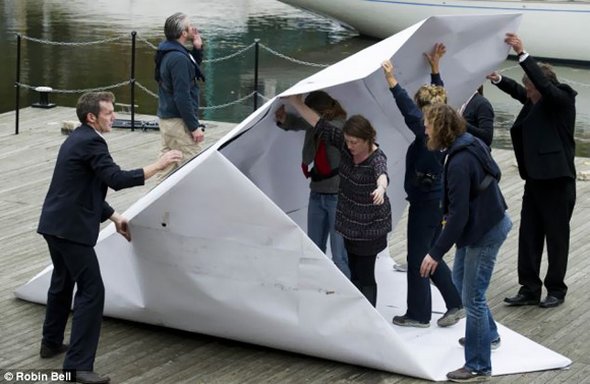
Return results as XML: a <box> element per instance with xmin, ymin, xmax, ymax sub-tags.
<box><xmin>32</xmin><ymin>86</ymin><xmax>56</xmax><ymax>108</ymax></box>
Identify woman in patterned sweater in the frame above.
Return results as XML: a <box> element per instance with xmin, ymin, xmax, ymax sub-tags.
<box><xmin>285</xmin><ymin>94</ymin><xmax>392</xmax><ymax>307</ymax></box>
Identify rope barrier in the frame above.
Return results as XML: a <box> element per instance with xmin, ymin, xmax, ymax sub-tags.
<box><xmin>15</xmin><ymin>33</ymin><xmax>590</xmax><ymax>111</ymax></box>
<box><xmin>258</xmin><ymin>43</ymin><xmax>329</xmax><ymax>68</ymax></box>
<box><xmin>20</xmin><ymin>35</ymin><xmax>125</xmax><ymax>46</ymax></box>
<box><xmin>16</xmin><ymin>81</ymin><xmax>130</xmax><ymax>93</ymax></box>
<box><xmin>203</xmin><ymin>42</ymin><xmax>256</xmax><ymax>64</ymax></box>
<box><xmin>136</xmin><ymin>81</ymin><xmax>269</xmax><ymax>111</ymax></box>
<box><xmin>135</xmin><ymin>35</ymin><xmax>158</xmax><ymax>50</ymax></box>
<box><xmin>199</xmin><ymin>92</ymin><xmax>258</xmax><ymax>111</ymax></box>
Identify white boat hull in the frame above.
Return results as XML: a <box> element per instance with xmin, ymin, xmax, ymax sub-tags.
<box><xmin>280</xmin><ymin>0</ymin><xmax>590</xmax><ymax>63</ymax></box>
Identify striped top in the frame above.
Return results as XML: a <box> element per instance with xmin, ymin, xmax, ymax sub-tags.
<box><xmin>314</xmin><ymin>118</ymin><xmax>392</xmax><ymax>241</ymax></box>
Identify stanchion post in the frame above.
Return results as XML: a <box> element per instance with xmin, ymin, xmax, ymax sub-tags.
<box><xmin>130</xmin><ymin>31</ymin><xmax>137</xmax><ymax>131</ymax></box>
<box><xmin>15</xmin><ymin>34</ymin><xmax>21</xmax><ymax>135</ymax></box>
<box><xmin>253</xmin><ymin>38</ymin><xmax>260</xmax><ymax>112</ymax></box>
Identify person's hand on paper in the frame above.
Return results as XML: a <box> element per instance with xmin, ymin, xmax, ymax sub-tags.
<box><xmin>191</xmin><ymin>127</ymin><xmax>205</xmax><ymax>143</ymax></box>
<box><xmin>424</xmin><ymin>42</ymin><xmax>446</xmax><ymax>74</ymax></box>
<box><xmin>110</xmin><ymin>211</ymin><xmax>131</xmax><ymax>241</ymax></box>
<box><xmin>275</xmin><ymin>105</ymin><xmax>287</xmax><ymax>125</ymax></box>
<box><xmin>486</xmin><ymin>72</ymin><xmax>501</xmax><ymax>83</ymax></box>
<box><xmin>381</xmin><ymin>60</ymin><xmax>398</xmax><ymax>88</ymax></box>
<box><xmin>504</xmin><ymin>33</ymin><xmax>524</xmax><ymax>55</ymax></box>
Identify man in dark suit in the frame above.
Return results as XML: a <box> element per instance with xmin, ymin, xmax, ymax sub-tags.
<box><xmin>460</xmin><ymin>85</ymin><xmax>495</xmax><ymax>147</ymax></box>
<box><xmin>37</xmin><ymin>91</ymin><xmax>182</xmax><ymax>384</ymax></box>
<box><xmin>488</xmin><ymin>33</ymin><xmax>577</xmax><ymax>309</ymax></box>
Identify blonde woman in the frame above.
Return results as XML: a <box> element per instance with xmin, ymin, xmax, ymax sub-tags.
<box><xmin>381</xmin><ymin>43</ymin><xmax>463</xmax><ymax>329</ymax></box>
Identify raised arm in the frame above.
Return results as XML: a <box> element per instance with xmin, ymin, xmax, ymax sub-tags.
<box><xmin>275</xmin><ymin>104</ymin><xmax>311</xmax><ymax>132</ymax></box>
<box><xmin>487</xmin><ymin>71</ymin><xmax>528</xmax><ymax>104</ymax></box>
<box><xmin>382</xmin><ymin>60</ymin><xmax>425</xmax><ymax>137</ymax></box>
<box><xmin>283</xmin><ymin>94</ymin><xmax>344</xmax><ymax>148</ymax></box>
<box><xmin>284</xmin><ymin>95</ymin><xmax>320</xmax><ymax>127</ymax></box>
<box><xmin>505</xmin><ymin>33</ymin><xmax>574</xmax><ymax>106</ymax></box>
<box><xmin>425</xmin><ymin>42</ymin><xmax>446</xmax><ymax>86</ymax></box>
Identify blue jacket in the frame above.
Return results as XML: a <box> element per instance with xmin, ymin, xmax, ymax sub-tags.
<box><xmin>388</xmin><ymin>73</ymin><xmax>444</xmax><ymax>203</ymax></box>
<box><xmin>38</xmin><ymin>124</ymin><xmax>145</xmax><ymax>246</ymax></box>
<box><xmin>429</xmin><ymin>133</ymin><xmax>507</xmax><ymax>260</ymax></box>
<box><xmin>156</xmin><ymin>40</ymin><xmax>204</xmax><ymax>131</ymax></box>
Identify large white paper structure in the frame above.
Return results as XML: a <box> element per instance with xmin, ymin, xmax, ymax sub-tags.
<box><xmin>16</xmin><ymin>14</ymin><xmax>571</xmax><ymax>381</ymax></box>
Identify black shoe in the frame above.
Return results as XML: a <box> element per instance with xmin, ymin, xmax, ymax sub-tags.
<box><xmin>67</xmin><ymin>371</ymin><xmax>110</xmax><ymax>384</ymax></box>
<box><xmin>503</xmin><ymin>293</ymin><xmax>539</xmax><ymax>306</ymax></box>
<box><xmin>40</xmin><ymin>343</ymin><xmax>69</xmax><ymax>358</ymax></box>
<box><xmin>539</xmin><ymin>295</ymin><xmax>564</xmax><ymax>308</ymax></box>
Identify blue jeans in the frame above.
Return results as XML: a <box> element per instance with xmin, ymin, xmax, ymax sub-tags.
<box><xmin>452</xmin><ymin>214</ymin><xmax>512</xmax><ymax>374</ymax></box>
<box><xmin>308</xmin><ymin>192</ymin><xmax>350</xmax><ymax>278</ymax></box>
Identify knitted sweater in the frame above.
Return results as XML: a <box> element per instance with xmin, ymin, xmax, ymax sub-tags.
<box><xmin>313</xmin><ymin>118</ymin><xmax>392</xmax><ymax>240</ymax></box>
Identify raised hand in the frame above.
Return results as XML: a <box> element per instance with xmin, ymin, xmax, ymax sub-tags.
<box><xmin>424</xmin><ymin>42</ymin><xmax>446</xmax><ymax>74</ymax></box>
<box><xmin>504</xmin><ymin>33</ymin><xmax>524</xmax><ymax>55</ymax></box>
<box><xmin>381</xmin><ymin>59</ymin><xmax>397</xmax><ymax>88</ymax></box>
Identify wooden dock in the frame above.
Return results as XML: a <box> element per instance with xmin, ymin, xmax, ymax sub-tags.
<box><xmin>1</xmin><ymin>107</ymin><xmax>589</xmax><ymax>383</ymax></box>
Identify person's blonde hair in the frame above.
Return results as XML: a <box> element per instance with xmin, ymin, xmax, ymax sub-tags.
<box><xmin>414</xmin><ymin>85</ymin><xmax>447</xmax><ymax>110</ymax></box>
<box><xmin>424</xmin><ymin>103</ymin><xmax>465</xmax><ymax>150</ymax></box>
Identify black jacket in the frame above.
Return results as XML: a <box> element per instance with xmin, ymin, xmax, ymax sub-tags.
<box><xmin>38</xmin><ymin>124</ymin><xmax>145</xmax><ymax>246</ymax></box>
<box><xmin>462</xmin><ymin>93</ymin><xmax>494</xmax><ymax>147</ymax></box>
<box><xmin>495</xmin><ymin>56</ymin><xmax>577</xmax><ymax>180</ymax></box>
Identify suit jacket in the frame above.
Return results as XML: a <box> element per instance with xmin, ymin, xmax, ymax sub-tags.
<box><xmin>38</xmin><ymin>124</ymin><xmax>145</xmax><ymax>246</ymax></box>
<box><xmin>495</xmin><ymin>56</ymin><xmax>577</xmax><ymax>180</ymax></box>
<box><xmin>462</xmin><ymin>93</ymin><xmax>494</xmax><ymax>147</ymax></box>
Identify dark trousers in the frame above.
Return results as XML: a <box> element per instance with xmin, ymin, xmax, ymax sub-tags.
<box><xmin>42</xmin><ymin>235</ymin><xmax>105</xmax><ymax>371</ymax></box>
<box><xmin>346</xmin><ymin>252</ymin><xmax>378</xmax><ymax>307</ymax></box>
<box><xmin>517</xmin><ymin>178</ymin><xmax>576</xmax><ymax>300</ymax></box>
<box><xmin>406</xmin><ymin>200</ymin><xmax>462</xmax><ymax>322</ymax></box>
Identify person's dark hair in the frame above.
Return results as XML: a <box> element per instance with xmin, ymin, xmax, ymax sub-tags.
<box><xmin>76</xmin><ymin>92</ymin><xmax>115</xmax><ymax>124</ymax></box>
<box><xmin>522</xmin><ymin>62</ymin><xmax>559</xmax><ymax>85</ymax></box>
<box><xmin>164</xmin><ymin>12</ymin><xmax>188</xmax><ymax>40</ymax></box>
<box><xmin>342</xmin><ymin>115</ymin><xmax>376</xmax><ymax>147</ymax></box>
<box><xmin>304</xmin><ymin>91</ymin><xmax>347</xmax><ymax>120</ymax></box>
<box><xmin>414</xmin><ymin>85</ymin><xmax>447</xmax><ymax>110</ymax></box>
<box><xmin>424</xmin><ymin>103</ymin><xmax>465</xmax><ymax>151</ymax></box>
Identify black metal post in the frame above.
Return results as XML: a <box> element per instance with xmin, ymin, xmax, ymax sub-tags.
<box><xmin>130</xmin><ymin>31</ymin><xmax>137</xmax><ymax>131</ymax></box>
<box><xmin>253</xmin><ymin>38</ymin><xmax>260</xmax><ymax>112</ymax></box>
<box><xmin>15</xmin><ymin>34</ymin><xmax>21</xmax><ymax>135</ymax></box>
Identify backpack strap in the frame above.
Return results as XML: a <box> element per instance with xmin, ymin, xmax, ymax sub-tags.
<box><xmin>443</xmin><ymin>139</ymin><xmax>500</xmax><ymax>211</ymax></box>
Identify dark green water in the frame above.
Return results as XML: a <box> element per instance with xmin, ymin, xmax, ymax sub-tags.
<box><xmin>1</xmin><ymin>0</ymin><xmax>589</xmax><ymax>155</ymax></box>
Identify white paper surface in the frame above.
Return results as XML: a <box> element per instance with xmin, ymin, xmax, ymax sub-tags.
<box><xmin>15</xmin><ymin>14</ymin><xmax>571</xmax><ymax>381</ymax></box>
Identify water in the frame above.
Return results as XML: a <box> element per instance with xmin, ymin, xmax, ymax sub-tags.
<box><xmin>1</xmin><ymin>0</ymin><xmax>589</xmax><ymax>155</ymax></box>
